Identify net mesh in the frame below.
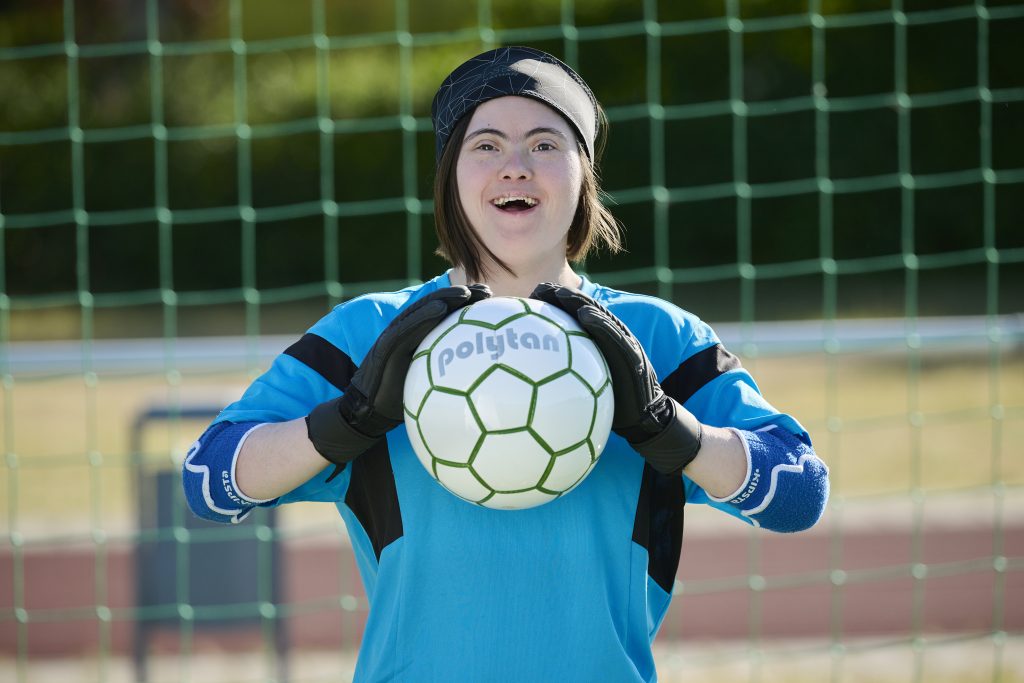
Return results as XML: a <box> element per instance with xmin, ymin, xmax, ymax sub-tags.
<box><xmin>1</xmin><ymin>0</ymin><xmax>1022</xmax><ymax>681</ymax></box>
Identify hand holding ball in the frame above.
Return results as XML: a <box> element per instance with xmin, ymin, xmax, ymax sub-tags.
<box><xmin>403</xmin><ymin>296</ymin><xmax>614</xmax><ymax>509</ymax></box>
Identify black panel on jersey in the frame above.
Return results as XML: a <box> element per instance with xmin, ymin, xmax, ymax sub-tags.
<box><xmin>632</xmin><ymin>464</ymin><xmax>686</xmax><ymax>594</ymax></box>
<box><xmin>661</xmin><ymin>343</ymin><xmax>741</xmax><ymax>405</ymax></box>
<box><xmin>345</xmin><ymin>438</ymin><xmax>404</xmax><ymax>561</ymax></box>
<box><xmin>283</xmin><ymin>333</ymin><xmax>356</xmax><ymax>392</ymax></box>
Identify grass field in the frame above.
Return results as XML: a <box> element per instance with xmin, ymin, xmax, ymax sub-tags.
<box><xmin>1</xmin><ymin>346</ymin><xmax>1021</xmax><ymax>534</ymax></box>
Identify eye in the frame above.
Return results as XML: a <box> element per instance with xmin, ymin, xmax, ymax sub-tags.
<box><xmin>534</xmin><ymin>142</ymin><xmax>556</xmax><ymax>152</ymax></box>
<box><xmin>474</xmin><ymin>142</ymin><xmax>498</xmax><ymax>152</ymax></box>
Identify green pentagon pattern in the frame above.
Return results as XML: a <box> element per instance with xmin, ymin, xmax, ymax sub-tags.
<box><xmin>404</xmin><ymin>297</ymin><xmax>613</xmax><ymax>507</ymax></box>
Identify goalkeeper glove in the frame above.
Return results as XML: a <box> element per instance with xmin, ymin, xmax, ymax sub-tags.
<box><xmin>308</xmin><ymin>284</ymin><xmax>492</xmax><ymax>478</ymax></box>
<box><xmin>531</xmin><ymin>282</ymin><xmax>702</xmax><ymax>475</ymax></box>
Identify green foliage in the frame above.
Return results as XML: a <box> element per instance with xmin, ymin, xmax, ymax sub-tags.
<box><xmin>1</xmin><ymin>0</ymin><xmax>1022</xmax><ymax>328</ymax></box>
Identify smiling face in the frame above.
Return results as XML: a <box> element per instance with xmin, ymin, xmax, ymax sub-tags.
<box><xmin>455</xmin><ymin>96</ymin><xmax>584</xmax><ymax>275</ymax></box>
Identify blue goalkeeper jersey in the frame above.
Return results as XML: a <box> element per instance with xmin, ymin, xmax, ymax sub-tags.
<box><xmin>209</xmin><ymin>272</ymin><xmax>826</xmax><ymax>682</ymax></box>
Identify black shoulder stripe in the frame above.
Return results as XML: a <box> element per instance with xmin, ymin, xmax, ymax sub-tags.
<box><xmin>345</xmin><ymin>439</ymin><xmax>403</xmax><ymax>561</ymax></box>
<box><xmin>661</xmin><ymin>343</ymin><xmax>741</xmax><ymax>405</ymax></box>
<box><xmin>632</xmin><ymin>464</ymin><xmax>686</xmax><ymax>594</ymax></box>
<box><xmin>283</xmin><ymin>333</ymin><xmax>356</xmax><ymax>391</ymax></box>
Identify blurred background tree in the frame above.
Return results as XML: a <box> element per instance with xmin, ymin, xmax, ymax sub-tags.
<box><xmin>1</xmin><ymin>0</ymin><xmax>1021</xmax><ymax>339</ymax></box>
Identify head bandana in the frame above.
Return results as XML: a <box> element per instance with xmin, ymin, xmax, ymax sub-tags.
<box><xmin>431</xmin><ymin>46</ymin><xmax>599</xmax><ymax>165</ymax></box>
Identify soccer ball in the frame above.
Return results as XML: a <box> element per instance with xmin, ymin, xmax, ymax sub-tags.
<box><xmin>403</xmin><ymin>296</ymin><xmax>614</xmax><ymax>510</ymax></box>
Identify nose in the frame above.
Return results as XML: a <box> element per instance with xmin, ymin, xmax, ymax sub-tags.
<box><xmin>499</xmin><ymin>148</ymin><xmax>531</xmax><ymax>180</ymax></box>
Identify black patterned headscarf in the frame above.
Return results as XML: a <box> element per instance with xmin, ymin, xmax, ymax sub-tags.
<box><xmin>431</xmin><ymin>46</ymin><xmax>599</xmax><ymax>165</ymax></box>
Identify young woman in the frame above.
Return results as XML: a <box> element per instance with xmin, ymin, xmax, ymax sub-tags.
<box><xmin>183</xmin><ymin>46</ymin><xmax>829</xmax><ymax>682</ymax></box>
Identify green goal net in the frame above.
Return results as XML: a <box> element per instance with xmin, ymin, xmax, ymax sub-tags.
<box><xmin>1</xmin><ymin>0</ymin><xmax>1022</xmax><ymax>681</ymax></box>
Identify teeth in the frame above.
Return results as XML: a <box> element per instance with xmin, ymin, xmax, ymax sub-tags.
<box><xmin>493</xmin><ymin>196</ymin><xmax>538</xmax><ymax>207</ymax></box>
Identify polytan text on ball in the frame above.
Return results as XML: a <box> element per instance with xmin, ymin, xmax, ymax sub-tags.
<box><xmin>437</xmin><ymin>328</ymin><xmax>560</xmax><ymax>376</ymax></box>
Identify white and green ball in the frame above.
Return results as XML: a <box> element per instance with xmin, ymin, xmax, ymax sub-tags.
<box><xmin>403</xmin><ymin>296</ymin><xmax>614</xmax><ymax>510</ymax></box>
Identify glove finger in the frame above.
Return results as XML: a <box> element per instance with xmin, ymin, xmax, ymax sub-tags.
<box><xmin>417</xmin><ymin>286</ymin><xmax>475</xmax><ymax>313</ymax></box>
<box><xmin>528</xmin><ymin>282</ymin><xmax>564</xmax><ymax>308</ymax></box>
<box><xmin>393</xmin><ymin>284</ymin><xmax>491</xmax><ymax>347</ymax></box>
<box><xmin>386</xmin><ymin>285</ymin><xmax>479</xmax><ymax>344</ymax></box>
<box><xmin>357</xmin><ymin>283</ymin><xmax>490</xmax><ymax>399</ymax></box>
<box><xmin>353</xmin><ymin>298</ymin><xmax>451</xmax><ymax>397</ymax></box>
<box><xmin>529</xmin><ymin>281</ymin><xmax>558</xmax><ymax>297</ymax></box>
<box><xmin>494</xmin><ymin>283</ymin><xmax>662</xmax><ymax>435</ymax></box>
<box><xmin>576</xmin><ymin>304</ymin><xmax>645</xmax><ymax>360</ymax></box>
<box><xmin>467</xmin><ymin>283</ymin><xmax>493</xmax><ymax>304</ymax></box>
<box><xmin>530</xmin><ymin>282</ymin><xmax>597</xmax><ymax>318</ymax></box>
<box><xmin>373</xmin><ymin>285</ymin><xmax>493</xmax><ymax>410</ymax></box>
<box><xmin>354</xmin><ymin>286</ymin><xmax>473</xmax><ymax>393</ymax></box>
<box><xmin>576</xmin><ymin>305</ymin><xmax>643</xmax><ymax>372</ymax></box>
<box><xmin>576</xmin><ymin>305</ymin><xmax>654</xmax><ymax>423</ymax></box>
<box><xmin>531</xmin><ymin>284</ymin><xmax>655</xmax><ymax>421</ymax></box>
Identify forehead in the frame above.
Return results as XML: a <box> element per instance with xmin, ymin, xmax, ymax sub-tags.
<box><xmin>466</xmin><ymin>96</ymin><xmax>576</xmax><ymax>136</ymax></box>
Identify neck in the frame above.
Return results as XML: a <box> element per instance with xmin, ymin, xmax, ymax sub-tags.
<box><xmin>450</xmin><ymin>261</ymin><xmax>581</xmax><ymax>298</ymax></box>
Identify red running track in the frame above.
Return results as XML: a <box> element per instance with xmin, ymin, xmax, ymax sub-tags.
<box><xmin>0</xmin><ymin>521</ymin><xmax>1020</xmax><ymax>657</ymax></box>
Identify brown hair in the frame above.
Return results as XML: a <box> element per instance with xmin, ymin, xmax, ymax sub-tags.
<box><xmin>433</xmin><ymin>105</ymin><xmax>623</xmax><ymax>283</ymax></box>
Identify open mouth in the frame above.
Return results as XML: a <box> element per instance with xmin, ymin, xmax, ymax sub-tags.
<box><xmin>492</xmin><ymin>195</ymin><xmax>539</xmax><ymax>213</ymax></box>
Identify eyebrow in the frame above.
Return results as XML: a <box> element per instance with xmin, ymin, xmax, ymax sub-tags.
<box><xmin>465</xmin><ymin>126</ymin><xmax>569</xmax><ymax>142</ymax></box>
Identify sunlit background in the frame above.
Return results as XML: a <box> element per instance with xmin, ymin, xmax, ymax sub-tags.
<box><xmin>1</xmin><ymin>0</ymin><xmax>1022</xmax><ymax>681</ymax></box>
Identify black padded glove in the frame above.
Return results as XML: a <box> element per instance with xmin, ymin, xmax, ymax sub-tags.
<box><xmin>531</xmin><ymin>282</ymin><xmax>702</xmax><ymax>475</ymax></box>
<box><xmin>308</xmin><ymin>284</ymin><xmax>491</xmax><ymax>478</ymax></box>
